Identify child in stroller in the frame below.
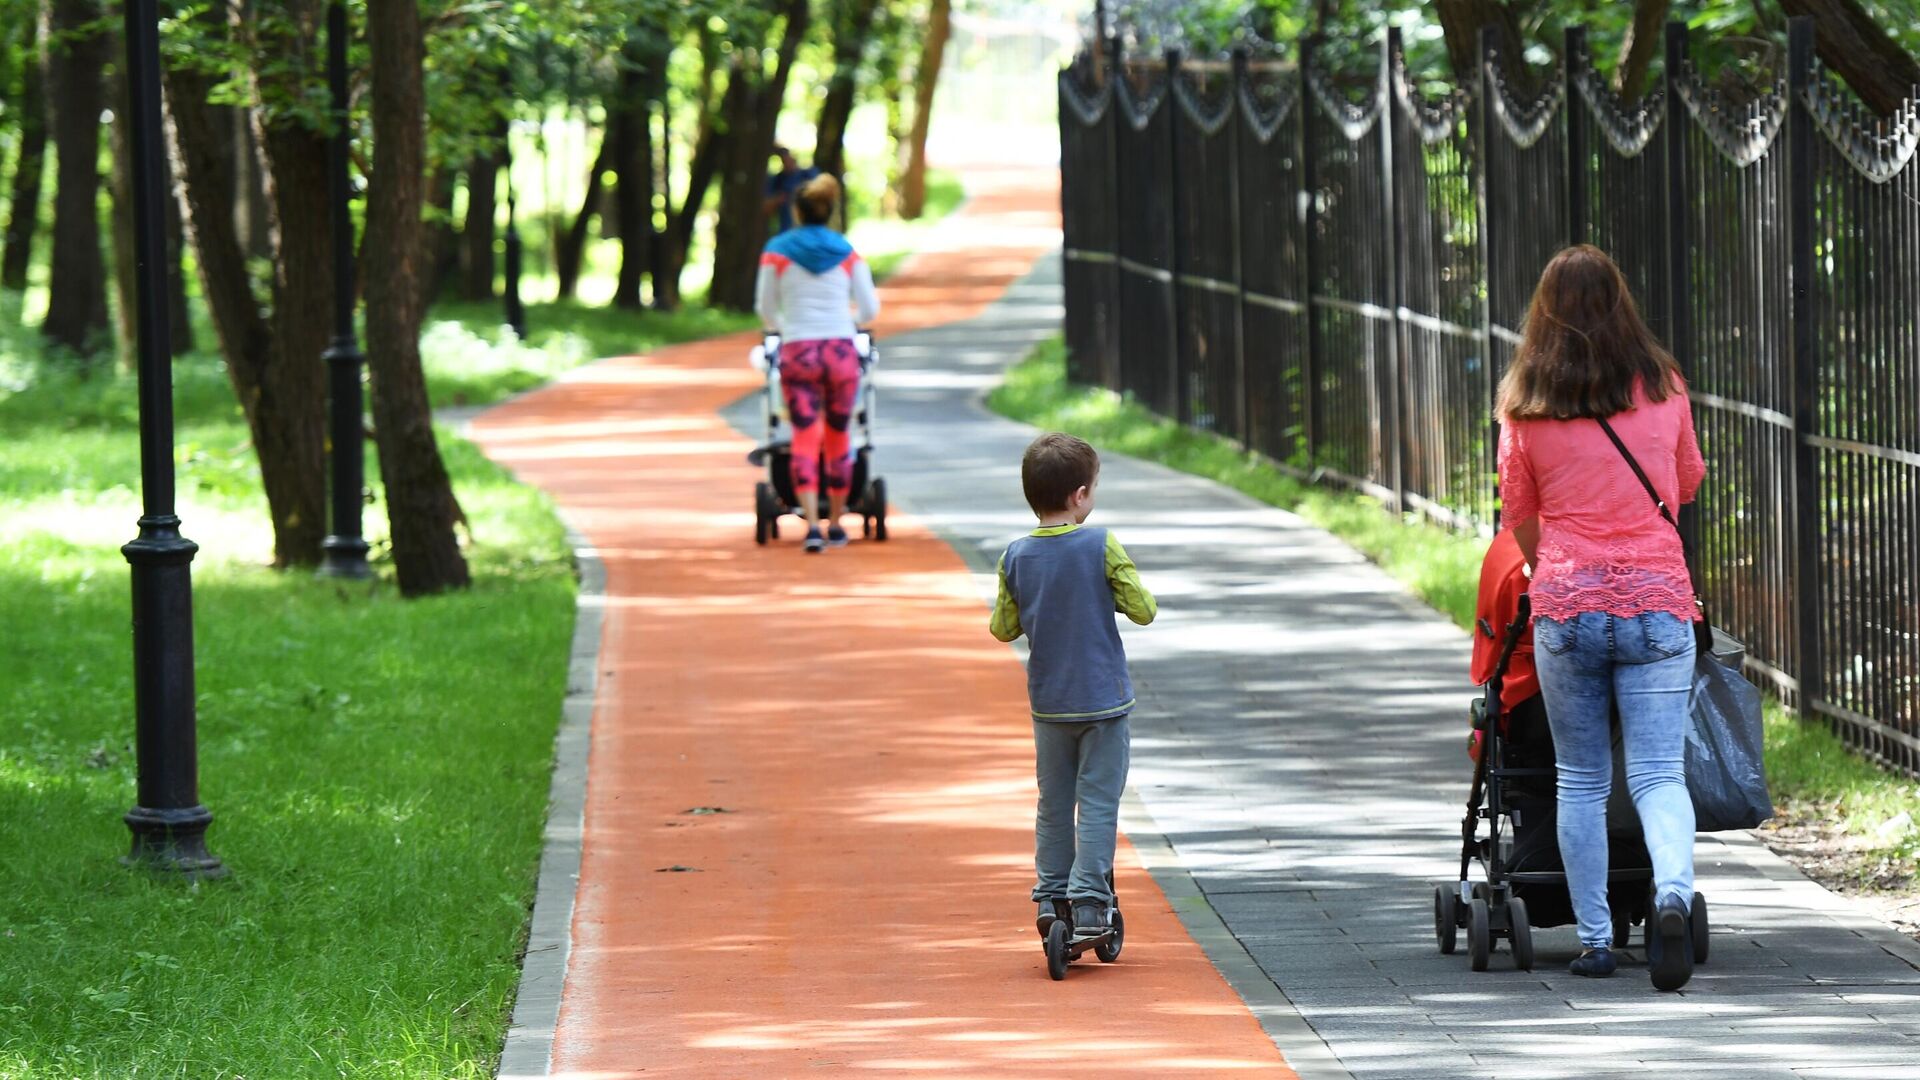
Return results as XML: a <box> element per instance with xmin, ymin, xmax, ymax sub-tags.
<box><xmin>1437</xmin><ymin>530</ymin><xmax>1709</xmax><ymax>971</ymax></box>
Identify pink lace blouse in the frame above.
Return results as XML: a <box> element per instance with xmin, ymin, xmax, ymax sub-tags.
<box><xmin>1497</xmin><ymin>380</ymin><xmax>1706</xmax><ymax>623</ymax></box>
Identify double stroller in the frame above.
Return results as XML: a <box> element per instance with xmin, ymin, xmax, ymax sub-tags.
<box><xmin>1436</xmin><ymin>531</ymin><xmax>1712</xmax><ymax>971</ymax></box>
<box><xmin>747</xmin><ymin>330</ymin><xmax>889</xmax><ymax>546</ymax></box>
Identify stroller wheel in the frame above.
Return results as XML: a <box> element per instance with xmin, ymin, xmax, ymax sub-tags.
<box><xmin>1433</xmin><ymin>885</ymin><xmax>1459</xmax><ymax>955</ymax></box>
<box><xmin>1507</xmin><ymin>896</ymin><xmax>1534</xmax><ymax>971</ymax></box>
<box><xmin>1691</xmin><ymin>892</ymin><xmax>1710</xmax><ymax>964</ymax></box>
<box><xmin>869</xmin><ymin>477</ymin><xmax>888</xmax><ymax>542</ymax></box>
<box><xmin>1468</xmin><ymin>898</ymin><xmax>1491</xmax><ymax>972</ymax></box>
<box><xmin>753</xmin><ymin>482</ymin><xmax>774</xmax><ymax>546</ymax></box>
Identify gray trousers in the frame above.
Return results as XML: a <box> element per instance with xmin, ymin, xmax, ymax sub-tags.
<box><xmin>1031</xmin><ymin>715</ymin><xmax>1130</xmax><ymax>903</ymax></box>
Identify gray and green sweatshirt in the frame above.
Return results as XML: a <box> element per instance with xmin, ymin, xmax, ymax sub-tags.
<box><xmin>990</xmin><ymin>523</ymin><xmax>1157</xmax><ymax>722</ymax></box>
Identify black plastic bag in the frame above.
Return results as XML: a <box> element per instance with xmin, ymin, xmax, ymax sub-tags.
<box><xmin>1686</xmin><ymin>636</ymin><xmax>1773</xmax><ymax>832</ymax></box>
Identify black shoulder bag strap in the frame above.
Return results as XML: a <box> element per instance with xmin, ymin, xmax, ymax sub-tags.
<box><xmin>1593</xmin><ymin>415</ymin><xmax>1715</xmax><ymax>652</ymax></box>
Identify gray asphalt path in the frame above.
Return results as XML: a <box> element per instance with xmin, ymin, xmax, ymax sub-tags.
<box><xmin>728</xmin><ymin>253</ymin><xmax>1920</xmax><ymax>1079</ymax></box>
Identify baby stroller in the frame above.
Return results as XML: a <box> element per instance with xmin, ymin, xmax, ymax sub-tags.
<box><xmin>1435</xmin><ymin>536</ymin><xmax>1711</xmax><ymax>972</ymax></box>
<box><xmin>747</xmin><ymin>330</ymin><xmax>889</xmax><ymax>546</ymax></box>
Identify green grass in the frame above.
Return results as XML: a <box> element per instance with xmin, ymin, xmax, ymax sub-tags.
<box><xmin>424</xmin><ymin>298</ymin><xmax>757</xmax><ymax>409</ymax></box>
<box><xmin>0</xmin><ymin>313</ymin><xmax>575</xmax><ymax>1075</ymax></box>
<box><xmin>990</xmin><ymin>336</ymin><xmax>1920</xmax><ymax>875</ymax></box>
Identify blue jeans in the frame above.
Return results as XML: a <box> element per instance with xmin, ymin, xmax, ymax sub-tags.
<box><xmin>1534</xmin><ymin>611</ymin><xmax>1696</xmax><ymax>949</ymax></box>
<box><xmin>1031</xmin><ymin>716</ymin><xmax>1129</xmax><ymax>903</ymax></box>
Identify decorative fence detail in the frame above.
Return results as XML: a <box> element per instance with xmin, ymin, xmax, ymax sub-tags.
<box><xmin>1057</xmin><ymin>19</ymin><xmax>1920</xmax><ymax>774</ymax></box>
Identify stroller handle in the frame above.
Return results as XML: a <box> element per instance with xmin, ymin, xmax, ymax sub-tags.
<box><xmin>752</xmin><ymin>329</ymin><xmax>877</xmax><ymax>371</ymax></box>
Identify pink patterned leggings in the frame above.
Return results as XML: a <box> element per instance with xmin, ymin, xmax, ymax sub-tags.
<box><xmin>781</xmin><ymin>338</ymin><xmax>861</xmax><ymax>496</ymax></box>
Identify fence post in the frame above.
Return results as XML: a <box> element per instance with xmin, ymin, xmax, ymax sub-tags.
<box><xmin>1662</xmin><ymin>21</ymin><xmax>1699</xmax><ymax>552</ymax></box>
<box><xmin>1165</xmin><ymin>48</ymin><xmax>1189</xmax><ymax>425</ymax></box>
<box><xmin>1786</xmin><ymin>16</ymin><xmax>1824</xmax><ymax>710</ymax></box>
<box><xmin>1476</xmin><ymin>25</ymin><xmax>1500</xmax><ymax>531</ymax></box>
<box><xmin>1564</xmin><ymin>26</ymin><xmax>1588</xmax><ymax>245</ymax></box>
<box><xmin>1381</xmin><ymin>29</ymin><xmax>1407</xmax><ymax>513</ymax></box>
<box><xmin>1229</xmin><ymin>46</ymin><xmax>1251</xmax><ymax>446</ymax></box>
<box><xmin>1299</xmin><ymin>36</ymin><xmax>1320</xmax><ymax>468</ymax></box>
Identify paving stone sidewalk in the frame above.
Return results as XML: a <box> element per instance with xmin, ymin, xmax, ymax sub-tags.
<box><xmin>755</xmin><ymin>253</ymin><xmax>1920</xmax><ymax>1079</ymax></box>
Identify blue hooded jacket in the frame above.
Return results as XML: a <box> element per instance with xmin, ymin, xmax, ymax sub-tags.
<box><xmin>764</xmin><ymin>225</ymin><xmax>853</xmax><ymax>275</ymax></box>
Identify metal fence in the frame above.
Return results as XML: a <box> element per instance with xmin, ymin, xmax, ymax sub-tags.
<box><xmin>1058</xmin><ymin>19</ymin><xmax>1920</xmax><ymax>774</ymax></box>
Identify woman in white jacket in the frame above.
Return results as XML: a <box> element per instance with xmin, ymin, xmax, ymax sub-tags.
<box><xmin>753</xmin><ymin>175</ymin><xmax>881</xmax><ymax>552</ymax></box>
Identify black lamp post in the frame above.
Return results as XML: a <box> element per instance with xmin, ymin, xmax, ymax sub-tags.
<box><xmin>318</xmin><ymin>0</ymin><xmax>371</xmax><ymax>579</ymax></box>
<box><xmin>120</xmin><ymin>0</ymin><xmax>223</xmax><ymax>878</ymax></box>
<box><xmin>503</xmin><ymin>137</ymin><xmax>527</xmax><ymax>340</ymax></box>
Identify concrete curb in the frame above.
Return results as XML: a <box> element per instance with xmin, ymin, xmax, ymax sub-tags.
<box><xmin>495</xmin><ymin>524</ymin><xmax>604</xmax><ymax>1079</ymax></box>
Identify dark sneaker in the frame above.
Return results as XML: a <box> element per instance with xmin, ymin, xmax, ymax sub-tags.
<box><xmin>1036</xmin><ymin>899</ymin><xmax>1068</xmax><ymax>938</ymax></box>
<box><xmin>1072</xmin><ymin>900</ymin><xmax>1108</xmax><ymax>937</ymax></box>
<box><xmin>1649</xmin><ymin>894</ymin><xmax>1694</xmax><ymax>991</ymax></box>
<box><xmin>826</xmin><ymin>524</ymin><xmax>849</xmax><ymax>548</ymax></box>
<box><xmin>1569</xmin><ymin>947</ymin><xmax>1617</xmax><ymax>978</ymax></box>
<box><xmin>803</xmin><ymin>526</ymin><xmax>825</xmax><ymax>553</ymax></box>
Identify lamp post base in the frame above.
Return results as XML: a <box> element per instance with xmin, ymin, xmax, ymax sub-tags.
<box><xmin>123</xmin><ymin>804</ymin><xmax>226</xmax><ymax>880</ymax></box>
<box><xmin>318</xmin><ymin>535</ymin><xmax>372</xmax><ymax>579</ymax></box>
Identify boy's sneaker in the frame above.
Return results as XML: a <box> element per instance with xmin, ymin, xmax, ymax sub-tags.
<box><xmin>1569</xmin><ymin>947</ymin><xmax>1617</xmax><ymax>978</ymax></box>
<box><xmin>1072</xmin><ymin>899</ymin><xmax>1109</xmax><ymax>937</ymax></box>
<box><xmin>1036</xmin><ymin>899</ymin><xmax>1068</xmax><ymax>938</ymax></box>
<box><xmin>1648</xmin><ymin>894</ymin><xmax>1694</xmax><ymax>991</ymax></box>
<box><xmin>803</xmin><ymin>526</ymin><xmax>825</xmax><ymax>553</ymax></box>
<box><xmin>826</xmin><ymin>524</ymin><xmax>849</xmax><ymax>548</ymax></box>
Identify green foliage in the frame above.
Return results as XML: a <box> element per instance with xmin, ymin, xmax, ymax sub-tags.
<box><xmin>993</xmin><ymin>335</ymin><xmax>1920</xmax><ymax>868</ymax></box>
<box><xmin>0</xmin><ymin>317</ymin><xmax>575</xmax><ymax>1075</ymax></box>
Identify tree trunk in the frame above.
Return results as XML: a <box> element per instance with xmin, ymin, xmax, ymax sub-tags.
<box><xmin>813</xmin><ymin>0</ymin><xmax>883</xmax><ymax>181</ymax></box>
<box><xmin>459</xmin><ymin>119</ymin><xmax>504</xmax><ymax>300</ymax></box>
<box><xmin>423</xmin><ymin>165</ymin><xmax>459</xmax><ymax>301</ymax></box>
<box><xmin>660</xmin><ymin>90</ymin><xmax>726</xmax><ymax>308</ymax></box>
<box><xmin>234</xmin><ymin>107</ymin><xmax>274</xmax><ymax>262</ymax></box>
<box><xmin>166</xmin><ymin>27</ymin><xmax>331</xmax><ymax>568</ymax></box>
<box><xmin>896</xmin><ymin>0</ymin><xmax>950</xmax><ymax>220</ymax></box>
<box><xmin>41</xmin><ymin>0</ymin><xmax>109</xmax><ymax>358</ymax></box>
<box><xmin>611</xmin><ymin>51</ymin><xmax>653</xmax><ymax>310</ymax></box>
<box><xmin>165</xmin><ymin>159</ymin><xmax>193</xmax><ymax>353</ymax></box>
<box><xmin>648</xmin><ymin>61</ymin><xmax>678</xmax><ymax>311</ymax></box>
<box><xmin>708</xmin><ymin>0</ymin><xmax>811</xmax><ymax>312</ymax></box>
<box><xmin>1611</xmin><ymin>0</ymin><xmax>1670</xmax><ymax>103</ymax></box>
<box><xmin>364</xmin><ymin>0</ymin><xmax>469</xmax><ymax>596</ymax></box>
<box><xmin>655</xmin><ymin>39</ymin><xmax>723</xmax><ymax>309</ymax></box>
<box><xmin>555</xmin><ymin>134</ymin><xmax>608</xmax><ymax>301</ymax></box>
<box><xmin>108</xmin><ymin>54</ymin><xmax>138</xmax><ymax>369</ymax></box>
<box><xmin>1</xmin><ymin>1</ymin><xmax>48</xmax><ymax>293</ymax></box>
<box><xmin>1782</xmin><ymin>0</ymin><xmax>1920</xmax><ymax>117</ymax></box>
<box><xmin>1432</xmin><ymin>0</ymin><xmax>1530</xmax><ymax>93</ymax></box>
<box><xmin>255</xmin><ymin>118</ymin><xmax>336</xmax><ymax>569</ymax></box>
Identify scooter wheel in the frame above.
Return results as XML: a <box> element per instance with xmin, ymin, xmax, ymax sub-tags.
<box><xmin>1045</xmin><ymin>920</ymin><xmax>1070</xmax><ymax>981</ymax></box>
<box><xmin>1096</xmin><ymin>908</ymin><xmax>1124</xmax><ymax>963</ymax></box>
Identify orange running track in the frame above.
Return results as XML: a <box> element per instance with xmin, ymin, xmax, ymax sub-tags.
<box><xmin>471</xmin><ymin>167</ymin><xmax>1295</xmax><ymax>1078</ymax></box>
